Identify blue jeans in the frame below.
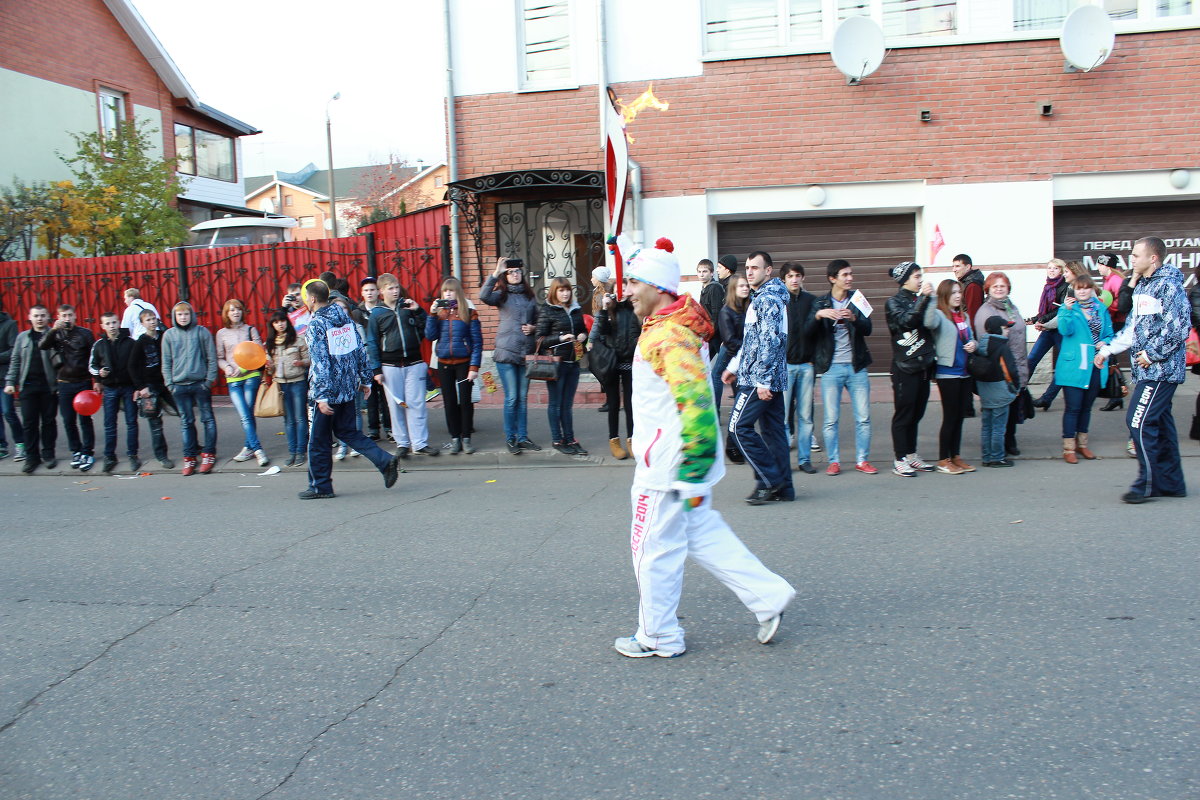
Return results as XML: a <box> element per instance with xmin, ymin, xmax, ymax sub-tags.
<box><xmin>729</xmin><ymin>386</ymin><xmax>793</xmax><ymax>495</ymax></box>
<box><xmin>710</xmin><ymin>347</ymin><xmax>733</xmax><ymax>411</ymax></box>
<box><xmin>0</xmin><ymin>389</ymin><xmax>24</xmax><ymax>447</ymax></box>
<box><xmin>102</xmin><ymin>386</ymin><xmax>138</xmax><ymax>459</ymax></box>
<box><xmin>546</xmin><ymin>360</ymin><xmax>580</xmax><ymax>442</ymax></box>
<box><xmin>980</xmin><ymin>406</ymin><xmax>1009</xmax><ymax>463</ymax></box>
<box><xmin>57</xmin><ymin>380</ymin><xmax>95</xmax><ymax>456</ymax></box>
<box><xmin>1061</xmin><ymin>368</ymin><xmax>1101</xmax><ymax>438</ymax></box>
<box><xmin>820</xmin><ymin>363</ymin><xmax>871</xmax><ymax>464</ymax></box>
<box><xmin>496</xmin><ymin>361</ymin><xmax>530</xmax><ymax>441</ymax></box>
<box><xmin>307</xmin><ymin>398</ymin><xmax>392</xmax><ymax>494</ymax></box>
<box><xmin>783</xmin><ymin>362</ymin><xmax>815</xmax><ymax>462</ymax></box>
<box><xmin>226</xmin><ymin>375</ymin><xmax>263</xmax><ymax>451</ymax></box>
<box><xmin>172</xmin><ymin>383</ymin><xmax>217</xmax><ymax>457</ymax></box>
<box><xmin>279</xmin><ymin>380</ymin><xmax>310</xmax><ymax>454</ymax></box>
<box><xmin>1028</xmin><ymin>329</ymin><xmax>1061</xmax><ymax>403</ymax></box>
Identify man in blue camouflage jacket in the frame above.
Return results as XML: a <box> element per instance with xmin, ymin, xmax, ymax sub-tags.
<box><xmin>722</xmin><ymin>251</ymin><xmax>794</xmax><ymax>505</ymax></box>
<box><xmin>1095</xmin><ymin>236</ymin><xmax>1189</xmax><ymax>504</ymax></box>
<box><xmin>301</xmin><ymin>280</ymin><xmax>402</xmax><ymax>500</ymax></box>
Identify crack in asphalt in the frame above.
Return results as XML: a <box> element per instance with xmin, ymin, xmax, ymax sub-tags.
<box><xmin>254</xmin><ymin>478</ymin><xmax>614</xmax><ymax>799</ymax></box>
<box><xmin>0</xmin><ymin>488</ymin><xmax>458</xmax><ymax>737</ymax></box>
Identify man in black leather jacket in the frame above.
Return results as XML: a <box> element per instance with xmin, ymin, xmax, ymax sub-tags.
<box><xmin>885</xmin><ymin>262</ymin><xmax>937</xmax><ymax>477</ymax></box>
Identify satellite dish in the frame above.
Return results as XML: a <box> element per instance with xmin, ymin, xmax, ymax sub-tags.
<box><xmin>831</xmin><ymin>16</ymin><xmax>886</xmax><ymax>85</ymax></box>
<box><xmin>1060</xmin><ymin>5</ymin><xmax>1115</xmax><ymax>73</ymax></box>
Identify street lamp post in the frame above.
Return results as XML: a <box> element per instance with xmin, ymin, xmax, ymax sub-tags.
<box><xmin>325</xmin><ymin>92</ymin><xmax>341</xmax><ymax>239</ymax></box>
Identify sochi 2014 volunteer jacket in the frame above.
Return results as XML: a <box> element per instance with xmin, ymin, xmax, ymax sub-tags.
<box><xmin>628</xmin><ymin>294</ymin><xmax>724</xmax><ymax>500</ymax></box>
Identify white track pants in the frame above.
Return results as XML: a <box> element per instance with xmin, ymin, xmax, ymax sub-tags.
<box><xmin>381</xmin><ymin>363</ymin><xmax>428</xmax><ymax>449</ymax></box>
<box><xmin>630</xmin><ymin>485</ymin><xmax>796</xmax><ymax>654</ymax></box>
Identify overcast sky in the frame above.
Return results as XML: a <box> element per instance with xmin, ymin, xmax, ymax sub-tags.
<box><xmin>131</xmin><ymin>0</ymin><xmax>448</xmax><ymax>179</ymax></box>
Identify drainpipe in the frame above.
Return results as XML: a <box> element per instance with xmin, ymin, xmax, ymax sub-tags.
<box><xmin>628</xmin><ymin>158</ymin><xmax>643</xmax><ymax>245</ymax></box>
<box><xmin>444</xmin><ymin>0</ymin><xmax>462</xmax><ymax>280</ymax></box>
<box><xmin>597</xmin><ymin>0</ymin><xmax>608</xmax><ymax>152</ymax></box>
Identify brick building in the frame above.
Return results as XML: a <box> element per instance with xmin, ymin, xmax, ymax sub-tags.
<box><xmin>0</xmin><ymin>0</ymin><xmax>258</xmax><ymax>226</ymax></box>
<box><xmin>446</xmin><ymin>0</ymin><xmax>1199</xmax><ymax>357</ymax></box>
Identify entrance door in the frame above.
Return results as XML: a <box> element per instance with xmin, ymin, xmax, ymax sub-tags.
<box><xmin>717</xmin><ymin>214</ymin><xmax>917</xmax><ymax>367</ymax></box>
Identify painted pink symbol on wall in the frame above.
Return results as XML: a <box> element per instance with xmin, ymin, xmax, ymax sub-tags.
<box><xmin>930</xmin><ymin>224</ymin><xmax>946</xmax><ymax>264</ymax></box>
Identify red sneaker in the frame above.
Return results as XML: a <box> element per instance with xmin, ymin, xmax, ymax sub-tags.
<box><xmin>855</xmin><ymin>461</ymin><xmax>878</xmax><ymax>475</ymax></box>
<box><xmin>181</xmin><ymin>456</ymin><xmax>197</xmax><ymax>477</ymax></box>
<box><xmin>198</xmin><ymin>452</ymin><xmax>216</xmax><ymax>474</ymax></box>
<box><xmin>825</xmin><ymin>462</ymin><xmax>841</xmax><ymax>476</ymax></box>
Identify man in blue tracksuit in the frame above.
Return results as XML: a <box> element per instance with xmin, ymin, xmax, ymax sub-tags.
<box><xmin>301</xmin><ymin>280</ymin><xmax>402</xmax><ymax>500</ymax></box>
<box><xmin>1095</xmin><ymin>236</ymin><xmax>1189</xmax><ymax>504</ymax></box>
<box><xmin>722</xmin><ymin>251</ymin><xmax>794</xmax><ymax>505</ymax></box>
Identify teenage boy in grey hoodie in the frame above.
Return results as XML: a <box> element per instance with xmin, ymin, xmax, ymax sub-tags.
<box><xmin>161</xmin><ymin>301</ymin><xmax>218</xmax><ymax>476</ymax></box>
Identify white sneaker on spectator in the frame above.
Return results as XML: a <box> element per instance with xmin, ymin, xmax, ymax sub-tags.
<box><xmin>335</xmin><ymin>444</ymin><xmax>348</xmax><ymax>461</ymax></box>
<box><xmin>232</xmin><ymin>447</ymin><xmax>254</xmax><ymax>462</ymax></box>
<box><xmin>892</xmin><ymin>459</ymin><xmax>917</xmax><ymax>477</ymax></box>
<box><xmin>904</xmin><ymin>453</ymin><xmax>935</xmax><ymax>472</ymax></box>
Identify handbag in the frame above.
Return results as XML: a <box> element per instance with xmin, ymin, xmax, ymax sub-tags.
<box><xmin>254</xmin><ymin>379</ymin><xmax>284</xmax><ymax>417</ymax></box>
<box><xmin>137</xmin><ymin>392</ymin><xmax>159</xmax><ymax>418</ymax></box>
<box><xmin>1099</xmin><ymin>364</ymin><xmax>1128</xmax><ymax>400</ymax></box>
<box><xmin>525</xmin><ymin>338</ymin><xmax>561</xmax><ymax>382</ymax></box>
<box><xmin>588</xmin><ymin>334</ymin><xmax>618</xmax><ymax>384</ymax></box>
<box><xmin>966</xmin><ymin>352</ymin><xmax>991</xmax><ymax>380</ymax></box>
<box><xmin>1185</xmin><ymin>329</ymin><xmax>1200</xmax><ymax>366</ymax></box>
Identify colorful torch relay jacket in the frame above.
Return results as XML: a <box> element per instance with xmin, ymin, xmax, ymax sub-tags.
<box><xmin>629</xmin><ymin>294</ymin><xmax>725</xmax><ymax>499</ymax></box>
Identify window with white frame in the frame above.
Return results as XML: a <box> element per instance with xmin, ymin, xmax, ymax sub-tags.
<box><xmin>1014</xmin><ymin>0</ymin><xmax>1193</xmax><ymax>30</ymax></box>
<box><xmin>298</xmin><ymin>216</ymin><xmax>316</xmax><ymax>229</ymax></box>
<box><xmin>703</xmin><ymin>0</ymin><xmax>956</xmax><ymax>54</ymax></box>
<box><xmin>840</xmin><ymin>0</ymin><xmax>957</xmax><ymax>38</ymax></box>
<box><xmin>519</xmin><ymin>0</ymin><xmax>572</xmax><ymax>89</ymax></box>
<box><xmin>704</xmin><ymin>0</ymin><xmax>823</xmax><ymax>52</ymax></box>
<box><xmin>98</xmin><ymin>87</ymin><xmax>127</xmax><ymax>144</ymax></box>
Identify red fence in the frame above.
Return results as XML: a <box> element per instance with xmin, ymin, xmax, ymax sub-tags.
<box><xmin>0</xmin><ymin>204</ymin><xmax>450</xmax><ymax>392</ymax></box>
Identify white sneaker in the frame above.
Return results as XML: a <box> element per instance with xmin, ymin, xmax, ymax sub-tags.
<box><xmin>892</xmin><ymin>459</ymin><xmax>917</xmax><ymax>477</ymax></box>
<box><xmin>757</xmin><ymin>613</ymin><xmax>783</xmax><ymax>644</ymax></box>
<box><xmin>232</xmin><ymin>447</ymin><xmax>254</xmax><ymax>462</ymax></box>
<box><xmin>349</xmin><ymin>448</ymin><xmax>361</xmax><ymax>457</ymax></box>
<box><xmin>254</xmin><ymin>449</ymin><xmax>270</xmax><ymax>466</ymax></box>
<box><xmin>335</xmin><ymin>445</ymin><xmax>348</xmax><ymax>461</ymax></box>
<box><xmin>904</xmin><ymin>453</ymin><xmax>935</xmax><ymax>472</ymax></box>
<box><xmin>613</xmin><ymin>636</ymin><xmax>684</xmax><ymax>658</ymax></box>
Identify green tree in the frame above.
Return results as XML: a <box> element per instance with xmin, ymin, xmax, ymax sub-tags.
<box><xmin>0</xmin><ymin>179</ymin><xmax>118</xmax><ymax>260</ymax></box>
<box><xmin>59</xmin><ymin>119</ymin><xmax>190</xmax><ymax>256</ymax></box>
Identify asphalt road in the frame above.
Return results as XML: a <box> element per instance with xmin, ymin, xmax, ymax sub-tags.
<box><xmin>1</xmin><ymin>442</ymin><xmax>1196</xmax><ymax>799</ymax></box>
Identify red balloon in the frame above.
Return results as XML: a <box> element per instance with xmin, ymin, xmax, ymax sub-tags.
<box><xmin>73</xmin><ymin>389</ymin><xmax>102</xmax><ymax>416</ymax></box>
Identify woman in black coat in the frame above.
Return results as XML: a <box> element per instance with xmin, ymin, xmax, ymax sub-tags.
<box><xmin>536</xmin><ymin>277</ymin><xmax>588</xmax><ymax>455</ymax></box>
<box><xmin>593</xmin><ymin>292</ymin><xmax>641</xmax><ymax>459</ymax></box>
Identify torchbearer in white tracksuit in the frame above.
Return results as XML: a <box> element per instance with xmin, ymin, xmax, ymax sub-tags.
<box><xmin>614</xmin><ymin>237</ymin><xmax>796</xmax><ymax>658</ymax></box>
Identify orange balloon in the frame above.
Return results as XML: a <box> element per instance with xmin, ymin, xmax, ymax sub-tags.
<box><xmin>232</xmin><ymin>340</ymin><xmax>267</xmax><ymax>371</ymax></box>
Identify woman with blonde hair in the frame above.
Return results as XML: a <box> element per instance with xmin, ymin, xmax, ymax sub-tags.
<box><xmin>425</xmin><ymin>277</ymin><xmax>483</xmax><ymax>454</ymax></box>
<box><xmin>215</xmin><ymin>298</ymin><xmax>269</xmax><ymax>466</ymax></box>
<box><xmin>536</xmin><ymin>276</ymin><xmax>588</xmax><ymax>455</ymax></box>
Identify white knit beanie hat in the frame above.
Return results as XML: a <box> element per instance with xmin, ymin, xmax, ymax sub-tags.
<box><xmin>625</xmin><ymin>237</ymin><xmax>680</xmax><ymax>295</ymax></box>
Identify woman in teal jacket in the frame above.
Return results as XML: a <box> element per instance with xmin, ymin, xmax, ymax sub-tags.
<box><xmin>1054</xmin><ymin>274</ymin><xmax>1113</xmax><ymax>463</ymax></box>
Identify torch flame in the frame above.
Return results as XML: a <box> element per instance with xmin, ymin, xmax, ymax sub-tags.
<box><xmin>615</xmin><ymin>84</ymin><xmax>669</xmax><ymax>143</ymax></box>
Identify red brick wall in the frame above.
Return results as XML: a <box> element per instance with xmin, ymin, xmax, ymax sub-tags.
<box><xmin>1</xmin><ymin>0</ymin><xmax>178</xmax><ymax>156</ymax></box>
<box><xmin>454</xmin><ymin>29</ymin><xmax>1199</xmax><ymax>199</ymax></box>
